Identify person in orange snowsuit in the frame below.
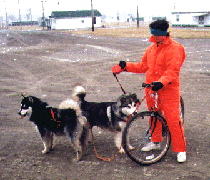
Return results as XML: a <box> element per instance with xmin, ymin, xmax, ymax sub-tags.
<box><xmin>112</xmin><ymin>19</ymin><xmax>186</xmax><ymax>163</ymax></box>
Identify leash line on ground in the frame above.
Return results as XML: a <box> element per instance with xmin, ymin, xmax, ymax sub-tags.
<box><xmin>88</xmin><ymin>122</ymin><xmax>121</xmax><ymax>161</ymax></box>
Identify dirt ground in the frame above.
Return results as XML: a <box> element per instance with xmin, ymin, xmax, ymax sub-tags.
<box><xmin>0</xmin><ymin>30</ymin><xmax>210</xmax><ymax>180</ymax></box>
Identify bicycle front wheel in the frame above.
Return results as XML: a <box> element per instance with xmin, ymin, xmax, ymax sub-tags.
<box><xmin>122</xmin><ymin>111</ymin><xmax>171</xmax><ymax>165</ymax></box>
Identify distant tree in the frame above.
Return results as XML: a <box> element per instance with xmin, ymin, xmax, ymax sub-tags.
<box><xmin>38</xmin><ymin>17</ymin><xmax>47</xmax><ymax>27</ymax></box>
<box><xmin>9</xmin><ymin>15</ymin><xmax>16</xmax><ymax>22</ymax></box>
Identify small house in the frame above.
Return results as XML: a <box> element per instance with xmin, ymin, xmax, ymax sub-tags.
<box><xmin>49</xmin><ymin>10</ymin><xmax>102</xmax><ymax>30</ymax></box>
<box><xmin>171</xmin><ymin>11</ymin><xmax>210</xmax><ymax>27</ymax></box>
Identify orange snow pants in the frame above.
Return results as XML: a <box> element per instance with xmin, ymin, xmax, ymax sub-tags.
<box><xmin>145</xmin><ymin>86</ymin><xmax>186</xmax><ymax>152</ymax></box>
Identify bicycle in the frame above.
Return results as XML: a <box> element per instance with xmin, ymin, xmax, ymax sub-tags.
<box><xmin>122</xmin><ymin>82</ymin><xmax>184</xmax><ymax>165</ymax></box>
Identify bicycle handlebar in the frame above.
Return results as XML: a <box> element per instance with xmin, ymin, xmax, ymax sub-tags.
<box><xmin>142</xmin><ymin>82</ymin><xmax>171</xmax><ymax>88</ymax></box>
<box><xmin>142</xmin><ymin>83</ymin><xmax>153</xmax><ymax>88</ymax></box>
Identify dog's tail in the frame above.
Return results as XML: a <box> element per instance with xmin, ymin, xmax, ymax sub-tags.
<box><xmin>59</xmin><ymin>98</ymin><xmax>79</xmax><ymax>110</ymax></box>
<box><xmin>58</xmin><ymin>85</ymin><xmax>86</xmax><ymax>113</ymax></box>
<box><xmin>59</xmin><ymin>86</ymin><xmax>87</xmax><ymax>126</ymax></box>
<box><xmin>72</xmin><ymin>85</ymin><xmax>86</xmax><ymax>102</ymax></box>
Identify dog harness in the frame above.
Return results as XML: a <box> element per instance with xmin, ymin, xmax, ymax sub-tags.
<box><xmin>51</xmin><ymin>109</ymin><xmax>61</xmax><ymax>128</ymax></box>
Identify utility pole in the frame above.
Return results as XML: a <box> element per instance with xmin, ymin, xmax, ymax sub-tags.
<box><xmin>41</xmin><ymin>1</ymin><xmax>45</xmax><ymax>30</ymax></box>
<box><xmin>4</xmin><ymin>1</ymin><xmax>8</xmax><ymax>29</ymax></box>
<box><xmin>5</xmin><ymin>11</ymin><xmax>8</xmax><ymax>29</ymax></box>
<box><xmin>91</xmin><ymin>0</ymin><xmax>94</xmax><ymax>32</ymax></box>
<box><xmin>30</xmin><ymin>8</ymin><xmax>32</xmax><ymax>26</ymax></box>
<box><xmin>117</xmin><ymin>11</ymin><xmax>119</xmax><ymax>26</ymax></box>
<box><xmin>137</xmin><ymin>5</ymin><xmax>139</xmax><ymax>28</ymax></box>
<box><xmin>18</xmin><ymin>0</ymin><xmax>22</xmax><ymax>31</ymax></box>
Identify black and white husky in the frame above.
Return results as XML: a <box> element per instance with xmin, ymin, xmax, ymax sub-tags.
<box><xmin>60</xmin><ymin>86</ymin><xmax>139</xmax><ymax>153</ymax></box>
<box><xmin>18</xmin><ymin>95</ymin><xmax>88</xmax><ymax>161</ymax></box>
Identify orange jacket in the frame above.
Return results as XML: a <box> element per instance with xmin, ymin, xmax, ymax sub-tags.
<box><xmin>126</xmin><ymin>35</ymin><xmax>186</xmax><ymax>88</ymax></box>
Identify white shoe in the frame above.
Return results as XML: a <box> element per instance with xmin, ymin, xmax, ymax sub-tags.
<box><xmin>177</xmin><ymin>152</ymin><xmax>186</xmax><ymax>163</ymax></box>
<box><xmin>141</xmin><ymin>142</ymin><xmax>161</xmax><ymax>152</ymax></box>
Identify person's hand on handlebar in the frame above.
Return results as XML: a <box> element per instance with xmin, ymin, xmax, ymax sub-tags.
<box><xmin>151</xmin><ymin>82</ymin><xmax>163</xmax><ymax>91</ymax></box>
<box><xmin>112</xmin><ymin>61</ymin><xmax>126</xmax><ymax>74</ymax></box>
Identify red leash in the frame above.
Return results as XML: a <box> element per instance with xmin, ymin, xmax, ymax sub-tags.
<box><xmin>89</xmin><ymin>74</ymin><xmax>141</xmax><ymax>161</ymax></box>
<box><xmin>88</xmin><ymin>121</ymin><xmax>121</xmax><ymax>162</ymax></box>
<box><xmin>113</xmin><ymin>73</ymin><xmax>126</xmax><ymax>94</ymax></box>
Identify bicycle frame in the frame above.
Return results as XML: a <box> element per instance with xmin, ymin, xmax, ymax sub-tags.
<box><xmin>125</xmin><ymin>85</ymin><xmax>164</xmax><ymax>144</ymax></box>
<box><xmin>125</xmin><ymin>86</ymin><xmax>160</xmax><ymax>124</ymax></box>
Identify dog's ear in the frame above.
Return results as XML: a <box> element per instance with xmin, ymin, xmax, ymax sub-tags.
<box><xmin>28</xmin><ymin>96</ymin><xmax>33</xmax><ymax>103</ymax></box>
<box><xmin>120</xmin><ymin>97</ymin><xmax>126</xmax><ymax>104</ymax></box>
<box><xmin>131</xmin><ymin>93</ymin><xmax>139</xmax><ymax>103</ymax></box>
<box><xmin>21</xmin><ymin>92</ymin><xmax>29</xmax><ymax>98</ymax></box>
<box><xmin>75</xmin><ymin>83</ymin><xmax>82</xmax><ymax>86</ymax></box>
<box><xmin>131</xmin><ymin>93</ymin><xmax>137</xmax><ymax>98</ymax></box>
<box><xmin>21</xmin><ymin>93</ymin><xmax>28</xmax><ymax>99</ymax></box>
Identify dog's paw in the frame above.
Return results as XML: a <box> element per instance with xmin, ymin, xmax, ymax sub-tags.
<box><xmin>71</xmin><ymin>151</ymin><xmax>82</xmax><ymax>162</ymax></box>
<box><xmin>128</xmin><ymin>145</ymin><xmax>135</xmax><ymax>151</ymax></box>
<box><xmin>42</xmin><ymin>149</ymin><xmax>50</xmax><ymax>154</ymax></box>
<box><xmin>119</xmin><ymin>146</ymin><xmax>135</xmax><ymax>153</ymax></box>
<box><xmin>119</xmin><ymin>148</ymin><xmax>126</xmax><ymax>154</ymax></box>
<box><xmin>127</xmin><ymin>146</ymin><xmax>135</xmax><ymax>152</ymax></box>
<box><xmin>72</xmin><ymin>157</ymin><xmax>80</xmax><ymax>162</ymax></box>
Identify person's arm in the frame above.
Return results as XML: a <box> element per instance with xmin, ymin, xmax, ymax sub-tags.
<box><xmin>158</xmin><ymin>44</ymin><xmax>186</xmax><ymax>87</ymax></box>
<box><xmin>124</xmin><ymin>49</ymin><xmax>149</xmax><ymax>73</ymax></box>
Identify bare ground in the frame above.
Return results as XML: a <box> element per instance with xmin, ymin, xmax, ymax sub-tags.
<box><xmin>0</xmin><ymin>30</ymin><xmax>210</xmax><ymax>180</ymax></box>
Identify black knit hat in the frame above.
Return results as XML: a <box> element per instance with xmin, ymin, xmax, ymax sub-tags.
<box><xmin>149</xmin><ymin>19</ymin><xmax>169</xmax><ymax>31</ymax></box>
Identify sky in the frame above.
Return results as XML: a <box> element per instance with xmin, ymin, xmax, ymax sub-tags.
<box><xmin>0</xmin><ymin>0</ymin><xmax>210</xmax><ymax>22</ymax></box>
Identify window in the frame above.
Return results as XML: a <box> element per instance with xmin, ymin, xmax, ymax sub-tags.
<box><xmin>176</xmin><ymin>15</ymin><xmax>179</xmax><ymax>22</ymax></box>
<box><xmin>199</xmin><ymin>16</ymin><xmax>204</xmax><ymax>24</ymax></box>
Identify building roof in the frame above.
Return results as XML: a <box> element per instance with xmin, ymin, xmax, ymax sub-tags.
<box><xmin>50</xmin><ymin>10</ymin><xmax>102</xmax><ymax>18</ymax></box>
<box><xmin>171</xmin><ymin>11</ymin><xmax>210</xmax><ymax>15</ymax></box>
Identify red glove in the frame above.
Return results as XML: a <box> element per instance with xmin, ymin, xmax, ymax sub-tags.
<box><xmin>112</xmin><ymin>61</ymin><xmax>126</xmax><ymax>74</ymax></box>
<box><xmin>112</xmin><ymin>64</ymin><xmax>124</xmax><ymax>74</ymax></box>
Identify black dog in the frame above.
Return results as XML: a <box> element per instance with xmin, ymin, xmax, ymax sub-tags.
<box><xmin>60</xmin><ymin>86</ymin><xmax>139</xmax><ymax>153</ymax></box>
<box><xmin>18</xmin><ymin>95</ymin><xmax>88</xmax><ymax>161</ymax></box>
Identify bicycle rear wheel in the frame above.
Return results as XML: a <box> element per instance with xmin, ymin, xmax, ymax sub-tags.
<box><xmin>122</xmin><ymin>111</ymin><xmax>171</xmax><ymax>165</ymax></box>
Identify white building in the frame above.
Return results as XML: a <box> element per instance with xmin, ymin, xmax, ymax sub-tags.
<box><xmin>171</xmin><ymin>11</ymin><xmax>210</xmax><ymax>27</ymax></box>
<box><xmin>49</xmin><ymin>10</ymin><xmax>102</xmax><ymax>30</ymax></box>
